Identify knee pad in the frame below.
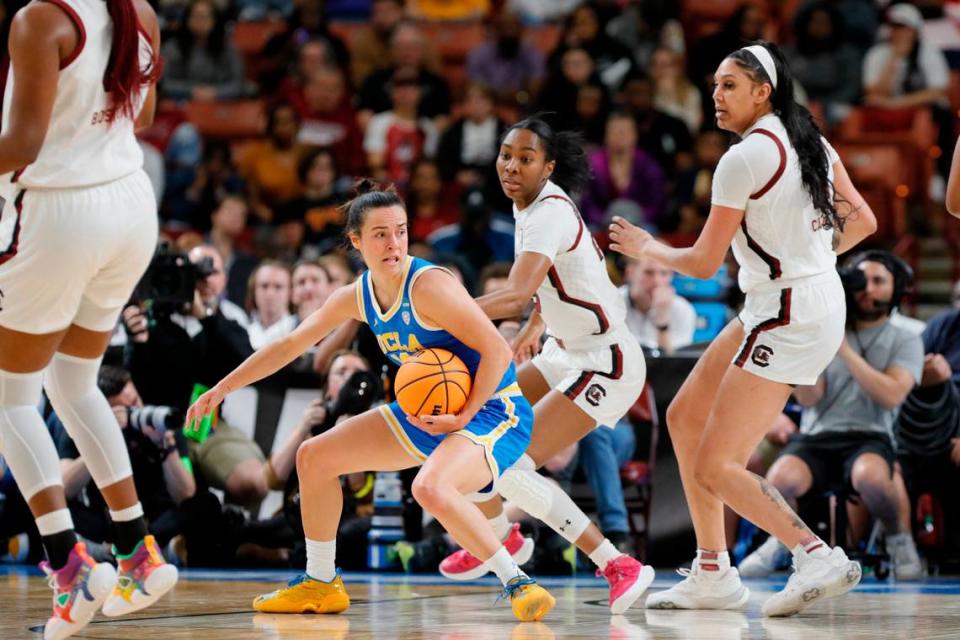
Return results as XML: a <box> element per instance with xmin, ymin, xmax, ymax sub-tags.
<box><xmin>498</xmin><ymin>466</ymin><xmax>591</xmax><ymax>543</ymax></box>
<box><xmin>44</xmin><ymin>353</ymin><xmax>132</xmax><ymax>488</ymax></box>
<box><xmin>0</xmin><ymin>369</ymin><xmax>64</xmax><ymax>499</ymax></box>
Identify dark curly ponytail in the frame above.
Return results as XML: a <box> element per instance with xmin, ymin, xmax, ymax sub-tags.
<box><xmin>728</xmin><ymin>42</ymin><xmax>844</xmax><ymax>230</ymax></box>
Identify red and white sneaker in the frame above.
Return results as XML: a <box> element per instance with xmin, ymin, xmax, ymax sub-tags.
<box><xmin>439</xmin><ymin>523</ymin><xmax>535</xmax><ymax>581</ymax></box>
<box><xmin>41</xmin><ymin>543</ymin><xmax>117</xmax><ymax>640</ymax></box>
<box><xmin>598</xmin><ymin>555</ymin><xmax>656</xmax><ymax>614</ymax></box>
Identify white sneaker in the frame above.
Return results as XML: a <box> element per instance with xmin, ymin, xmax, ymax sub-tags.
<box><xmin>739</xmin><ymin>536</ymin><xmax>790</xmax><ymax>578</ymax></box>
<box><xmin>645</xmin><ymin>562</ymin><xmax>749</xmax><ymax>610</ymax></box>
<box><xmin>761</xmin><ymin>546</ymin><xmax>861</xmax><ymax>617</ymax></box>
<box><xmin>887</xmin><ymin>533</ymin><xmax>923</xmax><ymax>581</ymax></box>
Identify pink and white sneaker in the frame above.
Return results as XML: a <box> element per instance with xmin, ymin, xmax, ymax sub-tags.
<box><xmin>41</xmin><ymin>543</ymin><xmax>117</xmax><ymax>640</ymax></box>
<box><xmin>439</xmin><ymin>523</ymin><xmax>535</xmax><ymax>581</ymax></box>
<box><xmin>599</xmin><ymin>555</ymin><xmax>656</xmax><ymax>614</ymax></box>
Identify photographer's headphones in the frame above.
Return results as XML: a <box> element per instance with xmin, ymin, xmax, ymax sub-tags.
<box><xmin>846</xmin><ymin>249</ymin><xmax>914</xmax><ymax>310</ymax></box>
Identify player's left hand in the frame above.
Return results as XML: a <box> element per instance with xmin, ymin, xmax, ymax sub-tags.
<box><xmin>408</xmin><ymin>413</ymin><xmax>466</xmax><ymax>435</ymax></box>
<box><xmin>609</xmin><ymin>216</ymin><xmax>652</xmax><ymax>258</ymax></box>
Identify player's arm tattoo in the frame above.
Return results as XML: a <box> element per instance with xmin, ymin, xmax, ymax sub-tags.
<box><xmin>757</xmin><ymin>474</ymin><xmax>810</xmax><ymax>532</ymax></box>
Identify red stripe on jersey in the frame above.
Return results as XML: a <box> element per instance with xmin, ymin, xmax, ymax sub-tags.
<box><xmin>748</xmin><ymin>129</ymin><xmax>786</xmax><ymax>199</ymax></box>
<box><xmin>0</xmin><ymin>190</ymin><xmax>26</xmax><ymax>266</ymax></box>
<box><xmin>547</xmin><ymin>266</ymin><xmax>610</xmax><ymax>334</ymax></box>
<box><xmin>734</xmin><ymin>288</ymin><xmax>793</xmax><ymax>368</ymax></box>
<box><xmin>43</xmin><ymin>0</ymin><xmax>87</xmax><ymax>70</ymax></box>
<box><xmin>564</xmin><ymin>371</ymin><xmax>594</xmax><ymax>400</ymax></box>
<box><xmin>540</xmin><ymin>194</ymin><xmax>585</xmax><ymax>252</ymax></box>
<box><xmin>563</xmin><ymin>344</ymin><xmax>624</xmax><ymax>401</ymax></box>
<box><xmin>740</xmin><ymin>219</ymin><xmax>782</xmax><ymax>280</ymax></box>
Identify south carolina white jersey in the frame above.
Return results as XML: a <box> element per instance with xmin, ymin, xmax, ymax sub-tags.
<box><xmin>711</xmin><ymin>113</ymin><xmax>840</xmax><ymax>294</ymax></box>
<box><xmin>513</xmin><ymin>180</ymin><xmax>627</xmax><ymax>349</ymax></box>
<box><xmin>0</xmin><ymin>0</ymin><xmax>152</xmax><ymax>194</ymax></box>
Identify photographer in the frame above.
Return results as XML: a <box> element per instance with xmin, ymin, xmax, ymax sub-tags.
<box><xmin>50</xmin><ymin>366</ymin><xmax>195</xmax><ymax>555</ymax></box>
<box><xmin>123</xmin><ymin>244</ymin><xmax>267</xmax><ymax>506</ymax></box>
<box><xmin>739</xmin><ymin>251</ymin><xmax>924</xmax><ymax>580</ymax></box>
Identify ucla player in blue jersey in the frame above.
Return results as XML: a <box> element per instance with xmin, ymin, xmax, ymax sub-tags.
<box><xmin>186</xmin><ymin>180</ymin><xmax>556</xmax><ymax>622</ymax></box>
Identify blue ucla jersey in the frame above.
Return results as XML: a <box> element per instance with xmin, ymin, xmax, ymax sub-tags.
<box><xmin>355</xmin><ymin>256</ymin><xmax>517</xmax><ymax>393</ymax></box>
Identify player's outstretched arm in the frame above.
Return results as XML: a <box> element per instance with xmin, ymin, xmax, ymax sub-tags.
<box><xmin>186</xmin><ymin>285</ymin><xmax>360</xmax><ymax>426</ymax></box>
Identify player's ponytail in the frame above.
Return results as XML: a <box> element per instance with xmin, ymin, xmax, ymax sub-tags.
<box><xmin>343</xmin><ymin>178</ymin><xmax>405</xmax><ymax>236</ymax></box>
<box><xmin>504</xmin><ymin>115</ymin><xmax>591</xmax><ymax>195</ymax></box>
<box><xmin>727</xmin><ymin>42</ymin><xmax>844</xmax><ymax>231</ymax></box>
<box><xmin>104</xmin><ymin>0</ymin><xmax>162</xmax><ymax>122</ymax></box>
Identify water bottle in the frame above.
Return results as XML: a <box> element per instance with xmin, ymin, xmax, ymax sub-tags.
<box><xmin>368</xmin><ymin>471</ymin><xmax>405</xmax><ymax>570</ymax></box>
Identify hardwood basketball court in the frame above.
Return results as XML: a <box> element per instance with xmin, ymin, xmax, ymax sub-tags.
<box><xmin>3</xmin><ymin>568</ymin><xmax>959</xmax><ymax>638</ymax></box>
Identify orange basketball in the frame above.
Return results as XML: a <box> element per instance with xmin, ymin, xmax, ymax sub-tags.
<box><xmin>394</xmin><ymin>348</ymin><xmax>472</xmax><ymax>417</ymax></box>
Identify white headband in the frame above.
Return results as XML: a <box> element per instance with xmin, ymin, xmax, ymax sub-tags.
<box><xmin>741</xmin><ymin>45</ymin><xmax>778</xmax><ymax>89</ymax></box>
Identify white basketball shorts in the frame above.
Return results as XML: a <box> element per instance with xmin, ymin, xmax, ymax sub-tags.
<box><xmin>735</xmin><ymin>270</ymin><xmax>845</xmax><ymax>386</ymax></box>
<box><xmin>0</xmin><ymin>170</ymin><xmax>158</xmax><ymax>334</ymax></box>
<box><xmin>531</xmin><ymin>327</ymin><xmax>646</xmax><ymax>428</ymax></box>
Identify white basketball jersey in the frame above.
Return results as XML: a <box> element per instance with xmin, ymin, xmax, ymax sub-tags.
<box><xmin>513</xmin><ymin>181</ymin><xmax>627</xmax><ymax>349</ymax></box>
<box><xmin>712</xmin><ymin>114</ymin><xmax>839</xmax><ymax>294</ymax></box>
<box><xmin>0</xmin><ymin>0</ymin><xmax>152</xmax><ymax>193</ymax></box>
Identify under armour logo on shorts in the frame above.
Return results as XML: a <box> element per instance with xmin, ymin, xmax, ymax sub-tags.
<box><xmin>585</xmin><ymin>383</ymin><xmax>607</xmax><ymax>407</ymax></box>
<box><xmin>751</xmin><ymin>344</ymin><xmax>774</xmax><ymax>367</ymax></box>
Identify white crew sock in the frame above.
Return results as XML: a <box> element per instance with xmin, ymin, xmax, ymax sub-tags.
<box><xmin>485</xmin><ymin>546</ymin><xmax>525</xmax><ymax>586</ymax></box>
<box><xmin>588</xmin><ymin>539</ymin><xmax>621</xmax><ymax>570</ymax></box>
<box><xmin>305</xmin><ymin>537</ymin><xmax>337</xmax><ymax>582</ymax></box>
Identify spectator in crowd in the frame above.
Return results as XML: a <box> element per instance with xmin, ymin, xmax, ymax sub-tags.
<box><xmin>207</xmin><ymin>195</ymin><xmax>260</xmax><ymax>309</ymax></box>
<box><xmin>356</xmin><ymin>21</ymin><xmax>452</xmax><ymax>129</ymax></box>
<box><xmin>350</xmin><ymin>0</ymin><xmax>441</xmax><ymax>87</ymax></box>
<box><xmin>428</xmin><ymin>188</ymin><xmax>516</xmax><ymax>277</ymax></box>
<box><xmin>649</xmin><ymin>47</ymin><xmax>702</xmax><ymax>135</ymax></box>
<box><xmin>618</xmin><ymin>71</ymin><xmax>694</xmax><ymax>179</ymax></box>
<box><xmin>161</xmin><ymin>0</ymin><xmax>247</xmax><ymax>101</ymax></box>
<box><xmin>581</xmin><ymin>111</ymin><xmax>665</xmax><ymax>231</ymax></box>
<box><xmin>275</xmin><ymin>39</ymin><xmax>342</xmax><ymax>113</ymax></box>
<box><xmin>289</xmin><ymin>66</ymin><xmax>366</xmax><ymax>177</ymax></box>
<box><xmin>466</xmin><ymin>12</ymin><xmax>546</xmax><ymax>107</ymax></box>
<box><xmin>51</xmin><ymin>367</ymin><xmax>195</xmax><ymax>558</ymax></box>
<box><xmin>536</xmin><ymin>47</ymin><xmax>609</xmax><ymax>136</ymax></box>
<box><xmin>259</xmin><ymin>0</ymin><xmax>351</xmax><ymax>93</ymax></box>
<box><xmin>896</xmin><ymin>302</ymin><xmax>960</xmax><ymax>555</ymax></box>
<box><xmin>319</xmin><ymin>253</ymin><xmax>356</xmax><ymax>288</ymax></box>
<box><xmin>672</xmin><ymin>130</ymin><xmax>729</xmax><ymax>234</ymax></box>
<box><xmin>234</xmin><ymin>0</ymin><xmax>293</xmax><ymax>21</ymax></box>
<box><xmin>406</xmin><ymin>159</ymin><xmax>460</xmax><ymax>243</ymax></box>
<box><xmin>275</xmin><ymin>148</ymin><xmax>347</xmax><ymax>261</ymax></box>
<box><xmin>573</xmin><ymin>82</ymin><xmax>613</xmax><ymax>147</ymax></box>
<box><xmin>167</xmin><ymin>140</ymin><xmax>245</xmax><ymax>232</ymax></box>
<box><xmin>436</xmin><ymin>83</ymin><xmax>509</xmax><ymax>211</ymax></box>
<box><xmin>240</xmin><ymin>102</ymin><xmax>304</xmax><ymax>223</ymax></box>
<box><xmin>247</xmin><ymin>261</ymin><xmax>295</xmax><ymax>350</ymax></box>
<box><xmin>606</xmin><ymin>0</ymin><xmax>684</xmax><ymax>71</ymax></box>
<box><xmin>363</xmin><ymin>69</ymin><xmax>439</xmax><ymax>188</ymax></box>
<box><xmin>261</xmin><ymin>260</ymin><xmax>332</xmax><ymax>347</ymax></box>
<box><xmin>549</xmin><ymin>2</ymin><xmax>636</xmax><ymax>92</ymax></box>
<box><xmin>862</xmin><ymin>3</ymin><xmax>953</xmax><ymax>182</ymax></box>
<box><xmin>620</xmin><ymin>255</ymin><xmax>696</xmax><ymax>354</ymax></box>
<box><xmin>783</xmin><ymin>2</ymin><xmax>862</xmax><ymax>126</ymax></box>
<box><xmin>739</xmin><ymin>252</ymin><xmax>924</xmax><ymax>580</ymax></box>
<box><xmin>506</xmin><ymin>0</ymin><xmax>581</xmax><ymax>24</ymax></box>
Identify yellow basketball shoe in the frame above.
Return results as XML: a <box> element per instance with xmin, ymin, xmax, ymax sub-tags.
<box><xmin>502</xmin><ymin>576</ymin><xmax>555</xmax><ymax>622</ymax></box>
<box><xmin>253</xmin><ymin>572</ymin><xmax>350</xmax><ymax>614</ymax></box>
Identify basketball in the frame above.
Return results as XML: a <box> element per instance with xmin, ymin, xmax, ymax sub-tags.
<box><xmin>394</xmin><ymin>348</ymin><xmax>472</xmax><ymax>417</ymax></box>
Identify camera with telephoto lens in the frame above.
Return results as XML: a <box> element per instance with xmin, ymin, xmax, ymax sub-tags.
<box><xmin>838</xmin><ymin>266</ymin><xmax>867</xmax><ymax>326</ymax></box>
<box><xmin>311</xmin><ymin>370</ymin><xmax>383</xmax><ymax>436</ymax></box>
<box><xmin>134</xmin><ymin>242</ymin><xmax>216</xmax><ymax>318</ymax></box>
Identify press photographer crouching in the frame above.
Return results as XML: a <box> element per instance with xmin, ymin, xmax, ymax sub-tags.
<box><xmin>740</xmin><ymin>251</ymin><xmax>924</xmax><ymax>579</ymax></box>
<box><xmin>238</xmin><ymin>350</ymin><xmax>383</xmax><ymax>569</ymax></box>
<box><xmin>122</xmin><ymin>243</ymin><xmax>267</xmax><ymax>506</ymax></box>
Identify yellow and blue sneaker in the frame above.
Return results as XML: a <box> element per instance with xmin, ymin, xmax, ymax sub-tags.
<box><xmin>502</xmin><ymin>576</ymin><xmax>555</xmax><ymax>622</ymax></box>
<box><xmin>253</xmin><ymin>571</ymin><xmax>350</xmax><ymax>614</ymax></box>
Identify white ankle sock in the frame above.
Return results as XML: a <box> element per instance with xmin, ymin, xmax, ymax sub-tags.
<box><xmin>489</xmin><ymin>512</ymin><xmax>511</xmax><ymax>542</ymax></box>
<box><xmin>588</xmin><ymin>539</ymin><xmax>621</xmax><ymax>570</ymax></box>
<box><xmin>485</xmin><ymin>546</ymin><xmax>525</xmax><ymax>585</ymax></box>
<box><xmin>305</xmin><ymin>538</ymin><xmax>337</xmax><ymax>582</ymax></box>
<box><xmin>695</xmin><ymin>549</ymin><xmax>730</xmax><ymax>574</ymax></box>
<box><xmin>795</xmin><ymin>538</ymin><xmax>829</xmax><ymax>559</ymax></box>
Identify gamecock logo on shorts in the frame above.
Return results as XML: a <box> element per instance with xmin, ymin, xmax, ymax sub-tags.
<box><xmin>751</xmin><ymin>344</ymin><xmax>774</xmax><ymax>367</ymax></box>
<box><xmin>585</xmin><ymin>383</ymin><xmax>607</xmax><ymax>407</ymax></box>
